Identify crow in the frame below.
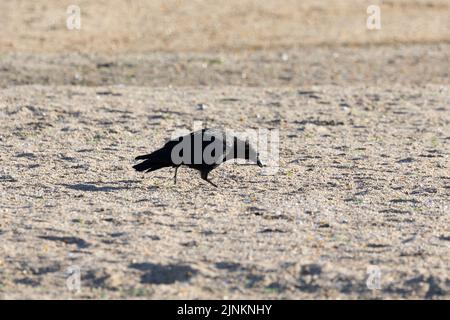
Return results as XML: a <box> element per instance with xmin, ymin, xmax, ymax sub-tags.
<box><xmin>133</xmin><ymin>128</ymin><xmax>263</xmax><ymax>187</ymax></box>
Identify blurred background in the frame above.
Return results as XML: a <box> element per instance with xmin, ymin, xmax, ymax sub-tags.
<box><xmin>1</xmin><ymin>0</ymin><xmax>449</xmax><ymax>53</ymax></box>
<box><xmin>0</xmin><ymin>0</ymin><xmax>448</xmax><ymax>88</ymax></box>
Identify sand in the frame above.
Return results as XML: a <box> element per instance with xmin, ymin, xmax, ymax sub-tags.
<box><xmin>0</xmin><ymin>0</ymin><xmax>449</xmax><ymax>299</ymax></box>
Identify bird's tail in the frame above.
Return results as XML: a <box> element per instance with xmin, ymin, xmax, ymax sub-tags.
<box><xmin>135</xmin><ymin>154</ymin><xmax>151</xmax><ymax>161</ymax></box>
<box><xmin>133</xmin><ymin>148</ymin><xmax>170</xmax><ymax>172</ymax></box>
<box><xmin>133</xmin><ymin>160</ymin><xmax>166</xmax><ymax>172</ymax></box>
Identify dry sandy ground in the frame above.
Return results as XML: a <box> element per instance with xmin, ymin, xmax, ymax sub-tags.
<box><xmin>1</xmin><ymin>84</ymin><xmax>449</xmax><ymax>299</ymax></box>
<box><xmin>0</xmin><ymin>0</ymin><xmax>449</xmax><ymax>299</ymax></box>
<box><xmin>1</xmin><ymin>44</ymin><xmax>449</xmax><ymax>88</ymax></box>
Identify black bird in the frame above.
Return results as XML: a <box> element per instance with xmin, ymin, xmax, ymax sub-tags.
<box><xmin>133</xmin><ymin>128</ymin><xmax>263</xmax><ymax>187</ymax></box>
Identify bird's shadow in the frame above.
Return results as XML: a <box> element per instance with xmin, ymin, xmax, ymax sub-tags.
<box><xmin>61</xmin><ymin>180</ymin><xmax>140</xmax><ymax>192</ymax></box>
<box><xmin>129</xmin><ymin>262</ymin><xmax>198</xmax><ymax>284</ymax></box>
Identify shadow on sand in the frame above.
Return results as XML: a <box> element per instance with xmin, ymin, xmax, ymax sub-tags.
<box><xmin>61</xmin><ymin>180</ymin><xmax>140</xmax><ymax>192</ymax></box>
<box><xmin>129</xmin><ymin>262</ymin><xmax>198</xmax><ymax>284</ymax></box>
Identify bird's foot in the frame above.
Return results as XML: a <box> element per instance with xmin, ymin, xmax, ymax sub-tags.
<box><xmin>204</xmin><ymin>178</ymin><xmax>218</xmax><ymax>188</ymax></box>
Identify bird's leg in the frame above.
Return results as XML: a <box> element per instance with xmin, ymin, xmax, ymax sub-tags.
<box><xmin>173</xmin><ymin>166</ymin><xmax>179</xmax><ymax>184</ymax></box>
<box><xmin>201</xmin><ymin>171</ymin><xmax>218</xmax><ymax>188</ymax></box>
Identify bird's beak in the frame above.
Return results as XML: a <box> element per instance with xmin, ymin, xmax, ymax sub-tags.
<box><xmin>257</xmin><ymin>159</ymin><xmax>264</xmax><ymax>167</ymax></box>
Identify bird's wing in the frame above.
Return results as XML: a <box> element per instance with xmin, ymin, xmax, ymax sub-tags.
<box><xmin>189</xmin><ymin>129</ymin><xmax>231</xmax><ymax>164</ymax></box>
<box><xmin>163</xmin><ymin>128</ymin><xmax>240</xmax><ymax>164</ymax></box>
<box><xmin>203</xmin><ymin>129</ymin><xmax>239</xmax><ymax>163</ymax></box>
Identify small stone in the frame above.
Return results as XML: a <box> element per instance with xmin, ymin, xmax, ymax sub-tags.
<box><xmin>195</xmin><ymin>103</ymin><xmax>208</xmax><ymax>110</ymax></box>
